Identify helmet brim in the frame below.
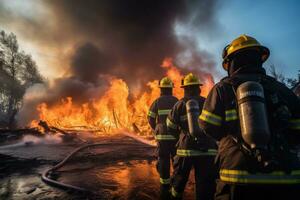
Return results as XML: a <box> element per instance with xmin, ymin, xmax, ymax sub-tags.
<box><xmin>222</xmin><ymin>45</ymin><xmax>270</xmax><ymax>71</ymax></box>
<box><xmin>158</xmin><ymin>86</ymin><xmax>174</xmax><ymax>88</ymax></box>
<box><xmin>180</xmin><ymin>83</ymin><xmax>203</xmax><ymax>88</ymax></box>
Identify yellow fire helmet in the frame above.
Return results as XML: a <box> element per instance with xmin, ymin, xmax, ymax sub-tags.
<box><xmin>222</xmin><ymin>34</ymin><xmax>270</xmax><ymax>70</ymax></box>
<box><xmin>158</xmin><ymin>77</ymin><xmax>174</xmax><ymax>88</ymax></box>
<box><xmin>181</xmin><ymin>73</ymin><xmax>202</xmax><ymax>88</ymax></box>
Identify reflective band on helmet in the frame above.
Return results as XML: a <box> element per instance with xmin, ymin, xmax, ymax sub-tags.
<box><xmin>155</xmin><ymin>135</ymin><xmax>176</xmax><ymax>141</ymax></box>
<box><xmin>176</xmin><ymin>149</ymin><xmax>217</xmax><ymax>157</ymax></box>
<box><xmin>167</xmin><ymin>118</ymin><xmax>178</xmax><ymax>129</ymax></box>
<box><xmin>220</xmin><ymin>169</ymin><xmax>300</xmax><ymax>184</ymax></box>
<box><xmin>199</xmin><ymin>110</ymin><xmax>222</xmax><ymax>126</ymax></box>
<box><xmin>148</xmin><ymin>111</ymin><xmax>157</xmax><ymax>118</ymax></box>
<box><xmin>289</xmin><ymin>119</ymin><xmax>300</xmax><ymax>130</ymax></box>
<box><xmin>158</xmin><ymin>109</ymin><xmax>171</xmax><ymax>115</ymax></box>
<box><xmin>180</xmin><ymin>115</ymin><xmax>188</xmax><ymax>121</ymax></box>
<box><xmin>171</xmin><ymin>187</ymin><xmax>182</xmax><ymax>198</ymax></box>
<box><xmin>225</xmin><ymin>109</ymin><xmax>238</xmax><ymax>121</ymax></box>
<box><xmin>160</xmin><ymin>178</ymin><xmax>171</xmax><ymax>184</ymax></box>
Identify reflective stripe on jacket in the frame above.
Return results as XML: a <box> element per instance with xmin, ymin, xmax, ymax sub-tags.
<box><xmin>176</xmin><ymin>149</ymin><xmax>217</xmax><ymax>157</ymax></box>
<box><xmin>220</xmin><ymin>169</ymin><xmax>300</xmax><ymax>184</ymax></box>
<box><xmin>155</xmin><ymin>134</ymin><xmax>177</xmax><ymax>141</ymax></box>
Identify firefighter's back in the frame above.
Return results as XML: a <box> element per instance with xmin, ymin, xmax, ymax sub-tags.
<box><xmin>155</xmin><ymin>95</ymin><xmax>178</xmax><ymax>125</ymax></box>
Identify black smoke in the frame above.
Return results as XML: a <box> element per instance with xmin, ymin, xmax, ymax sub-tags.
<box><xmin>70</xmin><ymin>43</ymin><xmax>115</xmax><ymax>84</ymax></box>
<box><xmin>45</xmin><ymin>0</ymin><xmax>220</xmax><ymax>85</ymax></box>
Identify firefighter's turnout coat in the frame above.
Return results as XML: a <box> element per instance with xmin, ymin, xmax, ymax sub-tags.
<box><xmin>167</xmin><ymin>95</ymin><xmax>217</xmax><ymax>200</ymax></box>
<box><xmin>199</xmin><ymin>69</ymin><xmax>300</xmax><ymax>199</ymax></box>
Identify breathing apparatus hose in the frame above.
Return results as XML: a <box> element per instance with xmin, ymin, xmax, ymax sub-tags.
<box><xmin>41</xmin><ymin>133</ymin><xmax>156</xmax><ymax>194</ymax></box>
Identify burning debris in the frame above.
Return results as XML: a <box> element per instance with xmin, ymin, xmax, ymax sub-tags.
<box><xmin>22</xmin><ymin>59</ymin><xmax>214</xmax><ymax>137</ymax></box>
<box><xmin>0</xmin><ymin>119</ymin><xmax>90</xmax><ymax>145</ymax></box>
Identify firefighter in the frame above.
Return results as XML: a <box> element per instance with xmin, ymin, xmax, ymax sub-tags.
<box><xmin>167</xmin><ymin>73</ymin><xmax>217</xmax><ymax>200</ymax></box>
<box><xmin>199</xmin><ymin>34</ymin><xmax>300</xmax><ymax>200</ymax></box>
<box><xmin>147</xmin><ymin>77</ymin><xmax>178</xmax><ymax>199</ymax></box>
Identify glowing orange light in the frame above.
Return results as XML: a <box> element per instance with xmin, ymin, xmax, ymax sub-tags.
<box><xmin>30</xmin><ymin>58</ymin><xmax>214</xmax><ymax>135</ymax></box>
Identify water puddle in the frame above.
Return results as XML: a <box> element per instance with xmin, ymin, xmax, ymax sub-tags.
<box><xmin>58</xmin><ymin>160</ymin><xmax>196</xmax><ymax>200</ymax></box>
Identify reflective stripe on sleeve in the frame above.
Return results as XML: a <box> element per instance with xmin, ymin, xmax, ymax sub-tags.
<box><xmin>160</xmin><ymin>178</ymin><xmax>170</xmax><ymax>184</ymax></box>
<box><xmin>155</xmin><ymin>134</ymin><xmax>177</xmax><ymax>141</ymax></box>
<box><xmin>166</xmin><ymin>118</ymin><xmax>178</xmax><ymax>129</ymax></box>
<box><xmin>225</xmin><ymin>109</ymin><xmax>238</xmax><ymax>121</ymax></box>
<box><xmin>289</xmin><ymin>119</ymin><xmax>300</xmax><ymax>130</ymax></box>
<box><xmin>171</xmin><ymin>187</ymin><xmax>182</xmax><ymax>198</ymax></box>
<box><xmin>158</xmin><ymin>109</ymin><xmax>171</xmax><ymax>115</ymax></box>
<box><xmin>176</xmin><ymin>149</ymin><xmax>217</xmax><ymax>157</ymax></box>
<box><xmin>148</xmin><ymin>111</ymin><xmax>157</xmax><ymax>118</ymax></box>
<box><xmin>199</xmin><ymin>110</ymin><xmax>222</xmax><ymax>126</ymax></box>
<box><xmin>220</xmin><ymin>169</ymin><xmax>300</xmax><ymax>184</ymax></box>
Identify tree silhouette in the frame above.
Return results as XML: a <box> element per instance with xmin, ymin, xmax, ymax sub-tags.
<box><xmin>0</xmin><ymin>30</ymin><xmax>43</xmax><ymax>128</ymax></box>
<box><xmin>268</xmin><ymin>65</ymin><xmax>300</xmax><ymax>88</ymax></box>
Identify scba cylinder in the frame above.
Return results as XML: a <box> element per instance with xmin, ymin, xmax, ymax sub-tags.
<box><xmin>237</xmin><ymin>81</ymin><xmax>270</xmax><ymax>149</ymax></box>
<box><xmin>186</xmin><ymin>99</ymin><xmax>201</xmax><ymax>138</ymax></box>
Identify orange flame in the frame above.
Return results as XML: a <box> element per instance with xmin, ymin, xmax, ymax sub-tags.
<box><xmin>30</xmin><ymin>58</ymin><xmax>214</xmax><ymax>135</ymax></box>
<box><xmin>200</xmin><ymin>74</ymin><xmax>214</xmax><ymax>97</ymax></box>
<box><xmin>161</xmin><ymin>57</ymin><xmax>183</xmax><ymax>98</ymax></box>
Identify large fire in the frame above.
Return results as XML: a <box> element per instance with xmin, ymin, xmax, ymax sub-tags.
<box><xmin>30</xmin><ymin>58</ymin><xmax>214</xmax><ymax>135</ymax></box>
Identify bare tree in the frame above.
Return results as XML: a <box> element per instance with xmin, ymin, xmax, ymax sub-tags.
<box><xmin>268</xmin><ymin>65</ymin><xmax>300</xmax><ymax>89</ymax></box>
<box><xmin>0</xmin><ymin>30</ymin><xmax>43</xmax><ymax>128</ymax></box>
<box><xmin>287</xmin><ymin>70</ymin><xmax>300</xmax><ymax>88</ymax></box>
<box><xmin>268</xmin><ymin>64</ymin><xmax>286</xmax><ymax>84</ymax></box>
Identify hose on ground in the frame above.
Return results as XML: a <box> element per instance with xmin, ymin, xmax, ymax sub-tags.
<box><xmin>41</xmin><ymin>134</ymin><xmax>156</xmax><ymax>194</ymax></box>
<box><xmin>42</xmin><ymin>143</ymin><xmax>108</xmax><ymax>194</ymax></box>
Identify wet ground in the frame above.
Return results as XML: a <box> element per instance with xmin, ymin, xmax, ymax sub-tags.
<box><xmin>0</xmin><ymin>134</ymin><xmax>196</xmax><ymax>200</ymax></box>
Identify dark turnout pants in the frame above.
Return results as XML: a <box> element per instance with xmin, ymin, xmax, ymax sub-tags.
<box><xmin>171</xmin><ymin>155</ymin><xmax>216</xmax><ymax>200</ymax></box>
<box><xmin>215</xmin><ymin>181</ymin><xmax>300</xmax><ymax>200</ymax></box>
<box><xmin>156</xmin><ymin>141</ymin><xmax>176</xmax><ymax>186</ymax></box>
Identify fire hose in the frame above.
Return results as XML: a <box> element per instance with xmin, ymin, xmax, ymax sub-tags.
<box><xmin>41</xmin><ymin>132</ymin><xmax>156</xmax><ymax>194</ymax></box>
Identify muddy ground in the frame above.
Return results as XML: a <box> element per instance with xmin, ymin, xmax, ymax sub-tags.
<box><xmin>0</xmin><ymin>134</ymin><xmax>196</xmax><ymax>200</ymax></box>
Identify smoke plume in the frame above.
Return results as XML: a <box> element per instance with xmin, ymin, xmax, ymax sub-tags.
<box><xmin>1</xmin><ymin>0</ymin><xmax>223</xmax><ymax>126</ymax></box>
<box><xmin>48</xmin><ymin>0</ymin><xmax>220</xmax><ymax>85</ymax></box>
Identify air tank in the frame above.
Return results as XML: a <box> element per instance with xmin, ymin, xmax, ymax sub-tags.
<box><xmin>237</xmin><ymin>81</ymin><xmax>270</xmax><ymax>149</ymax></box>
<box><xmin>186</xmin><ymin>99</ymin><xmax>201</xmax><ymax>138</ymax></box>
